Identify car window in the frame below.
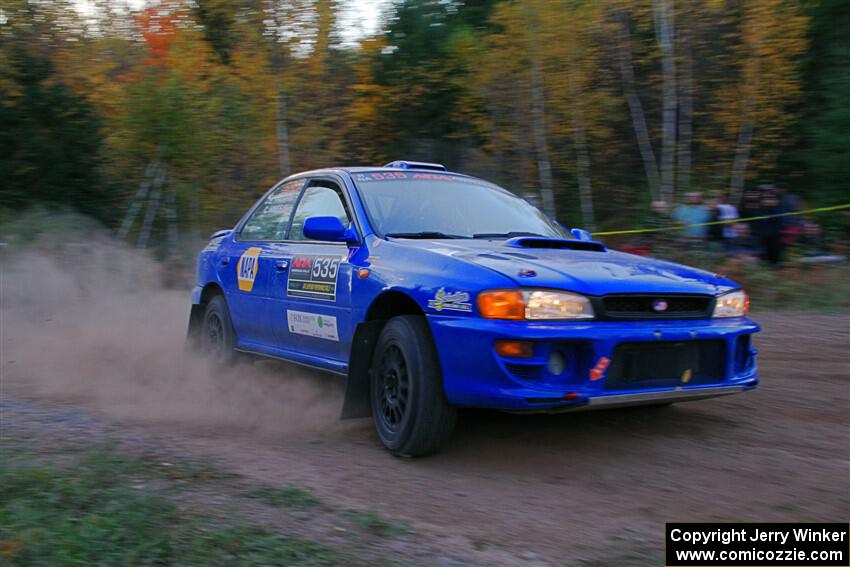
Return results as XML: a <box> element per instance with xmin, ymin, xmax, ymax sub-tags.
<box><xmin>352</xmin><ymin>172</ymin><xmax>569</xmax><ymax>239</ymax></box>
<box><xmin>289</xmin><ymin>181</ymin><xmax>351</xmax><ymax>241</ymax></box>
<box><xmin>240</xmin><ymin>179</ymin><xmax>303</xmax><ymax>241</ymax></box>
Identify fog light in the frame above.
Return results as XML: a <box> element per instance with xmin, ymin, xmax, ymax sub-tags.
<box><xmin>547</xmin><ymin>352</ymin><xmax>566</xmax><ymax>375</ymax></box>
<box><xmin>495</xmin><ymin>340</ymin><xmax>534</xmax><ymax>358</ymax></box>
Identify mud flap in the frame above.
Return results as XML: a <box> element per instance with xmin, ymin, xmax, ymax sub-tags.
<box><xmin>185</xmin><ymin>303</ymin><xmax>204</xmax><ymax>350</ymax></box>
<box><xmin>341</xmin><ymin>320</ymin><xmax>383</xmax><ymax>419</ymax></box>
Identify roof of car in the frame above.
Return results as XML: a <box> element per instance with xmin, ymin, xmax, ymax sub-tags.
<box><xmin>287</xmin><ymin>166</ymin><xmax>476</xmax><ymax>179</ymax></box>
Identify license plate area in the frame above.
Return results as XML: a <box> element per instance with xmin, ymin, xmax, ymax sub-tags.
<box><xmin>605</xmin><ymin>340</ymin><xmax>726</xmax><ymax>390</ymax></box>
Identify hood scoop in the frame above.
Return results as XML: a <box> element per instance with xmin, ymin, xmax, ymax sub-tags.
<box><xmin>477</xmin><ymin>251</ymin><xmax>539</xmax><ymax>262</ymax></box>
<box><xmin>506</xmin><ymin>236</ymin><xmax>606</xmax><ymax>252</ymax></box>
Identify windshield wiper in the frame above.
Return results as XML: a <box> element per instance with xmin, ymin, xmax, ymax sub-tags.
<box><xmin>385</xmin><ymin>231</ymin><xmax>468</xmax><ymax>239</ymax></box>
<box><xmin>472</xmin><ymin>231</ymin><xmax>547</xmax><ymax>239</ymax></box>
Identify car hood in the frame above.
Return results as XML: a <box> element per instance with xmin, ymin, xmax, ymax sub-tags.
<box><xmin>396</xmin><ymin>239</ymin><xmax>736</xmax><ymax>296</ymax></box>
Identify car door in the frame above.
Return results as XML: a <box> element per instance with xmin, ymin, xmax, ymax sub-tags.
<box><xmin>269</xmin><ymin>178</ymin><xmax>356</xmax><ymax>363</ymax></box>
<box><xmin>218</xmin><ymin>178</ymin><xmax>303</xmax><ymax>348</ymax></box>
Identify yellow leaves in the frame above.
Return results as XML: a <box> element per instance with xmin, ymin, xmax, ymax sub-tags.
<box><xmin>709</xmin><ymin>0</ymin><xmax>809</xmax><ymax>173</ymax></box>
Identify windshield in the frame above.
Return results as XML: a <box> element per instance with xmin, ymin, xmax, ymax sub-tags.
<box><xmin>352</xmin><ymin>171</ymin><xmax>569</xmax><ymax>239</ymax></box>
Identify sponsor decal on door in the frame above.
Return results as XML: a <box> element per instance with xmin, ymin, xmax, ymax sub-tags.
<box><xmin>287</xmin><ymin>310</ymin><xmax>339</xmax><ymax>342</ymax></box>
<box><xmin>237</xmin><ymin>247</ymin><xmax>262</xmax><ymax>292</ymax></box>
<box><xmin>287</xmin><ymin>255</ymin><xmax>341</xmax><ymax>301</ymax></box>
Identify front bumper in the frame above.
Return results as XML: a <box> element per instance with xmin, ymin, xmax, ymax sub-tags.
<box><xmin>427</xmin><ymin>316</ymin><xmax>760</xmax><ymax>411</ymax></box>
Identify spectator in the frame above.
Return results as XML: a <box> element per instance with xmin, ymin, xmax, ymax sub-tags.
<box><xmin>672</xmin><ymin>192</ymin><xmax>710</xmax><ymax>239</ymax></box>
<box><xmin>776</xmin><ymin>186</ymin><xmax>803</xmax><ymax>245</ymax></box>
<box><xmin>799</xmin><ymin>221</ymin><xmax>827</xmax><ymax>255</ymax></box>
<box><xmin>649</xmin><ymin>200</ymin><xmax>670</xmax><ymax>226</ymax></box>
<box><xmin>706</xmin><ymin>192</ymin><xmax>739</xmax><ymax>244</ymax></box>
<box><xmin>778</xmin><ymin>186</ymin><xmax>801</xmax><ymax>219</ymax></box>
<box><xmin>707</xmin><ymin>194</ymin><xmax>723</xmax><ymax>241</ymax></box>
<box><xmin>727</xmin><ymin>222</ymin><xmax>761</xmax><ymax>261</ymax></box>
<box><xmin>753</xmin><ymin>190</ymin><xmax>784</xmax><ymax>264</ymax></box>
<box><xmin>797</xmin><ymin>221</ymin><xmax>846</xmax><ymax>264</ymax></box>
<box><xmin>741</xmin><ymin>185</ymin><xmax>765</xmax><ymax>220</ymax></box>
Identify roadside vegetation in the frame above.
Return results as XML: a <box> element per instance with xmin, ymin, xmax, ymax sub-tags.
<box><xmin>656</xmin><ymin>247</ymin><xmax>850</xmax><ymax>311</ymax></box>
<box><xmin>0</xmin><ymin>443</ymin><xmax>426</xmax><ymax>566</ymax></box>
<box><xmin>347</xmin><ymin>511</ymin><xmax>412</xmax><ymax>539</ymax></box>
<box><xmin>243</xmin><ymin>485</ymin><xmax>323</xmax><ymax>509</ymax></box>
<box><xmin>0</xmin><ymin>447</ymin><xmax>342</xmax><ymax>566</ymax></box>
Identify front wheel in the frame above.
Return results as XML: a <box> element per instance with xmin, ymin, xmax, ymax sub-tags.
<box><xmin>200</xmin><ymin>295</ymin><xmax>238</xmax><ymax>365</ymax></box>
<box><xmin>370</xmin><ymin>316</ymin><xmax>457</xmax><ymax>457</ymax></box>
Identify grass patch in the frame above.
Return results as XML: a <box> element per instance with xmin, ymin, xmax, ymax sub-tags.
<box><xmin>0</xmin><ymin>448</ymin><xmax>342</xmax><ymax>566</ymax></box>
<box><xmin>348</xmin><ymin>510</ymin><xmax>412</xmax><ymax>538</ymax></box>
<box><xmin>655</xmin><ymin>248</ymin><xmax>850</xmax><ymax>311</ymax></box>
<box><xmin>243</xmin><ymin>485</ymin><xmax>322</xmax><ymax>509</ymax></box>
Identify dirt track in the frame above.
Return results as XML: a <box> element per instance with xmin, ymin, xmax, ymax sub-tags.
<box><xmin>1</xmin><ymin>245</ymin><xmax>848</xmax><ymax>565</ymax></box>
<box><xmin>161</xmin><ymin>314</ymin><xmax>850</xmax><ymax>564</ymax></box>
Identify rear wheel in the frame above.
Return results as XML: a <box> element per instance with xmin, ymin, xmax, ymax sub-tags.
<box><xmin>371</xmin><ymin>316</ymin><xmax>457</xmax><ymax>457</ymax></box>
<box><xmin>200</xmin><ymin>295</ymin><xmax>238</xmax><ymax>365</ymax></box>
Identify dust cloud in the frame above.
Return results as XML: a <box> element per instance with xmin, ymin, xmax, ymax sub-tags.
<box><xmin>0</xmin><ymin>233</ymin><xmax>343</xmax><ymax>439</ymax></box>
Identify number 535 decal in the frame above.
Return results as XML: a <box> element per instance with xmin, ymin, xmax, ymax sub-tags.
<box><xmin>287</xmin><ymin>256</ymin><xmax>342</xmax><ymax>301</ymax></box>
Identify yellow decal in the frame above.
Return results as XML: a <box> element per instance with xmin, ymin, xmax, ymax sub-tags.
<box><xmin>237</xmin><ymin>247</ymin><xmax>262</xmax><ymax>292</ymax></box>
<box><xmin>681</xmin><ymin>368</ymin><xmax>692</xmax><ymax>384</ymax></box>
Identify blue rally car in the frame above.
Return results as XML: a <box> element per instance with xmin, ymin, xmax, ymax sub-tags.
<box><xmin>188</xmin><ymin>161</ymin><xmax>759</xmax><ymax>456</ymax></box>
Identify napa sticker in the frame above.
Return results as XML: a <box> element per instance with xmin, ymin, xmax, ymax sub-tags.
<box><xmin>428</xmin><ymin>287</ymin><xmax>472</xmax><ymax>313</ymax></box>
<box><xmin>237</xmin><ymin>247</ymin><xmax>262</xmax><ymax>292</ymax></box>
<box><xmin>287</xmin><ymin>310</ymin><xmax>339</xmax><ymax>342</ymax></box>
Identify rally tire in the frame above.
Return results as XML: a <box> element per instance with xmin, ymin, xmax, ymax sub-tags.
<box><xmin>200</xmin><ymin>295</ymin><xmax>238</xmax><ymax>365</ymax></box>
<box><xmin>370</xmin><ymin>316</ymin><xmax>457</xmax><ymax>457</ymax></box>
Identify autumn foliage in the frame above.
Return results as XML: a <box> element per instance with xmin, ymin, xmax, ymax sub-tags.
<box><xmin>0</xmin><ymin>0</ymin><xmax>846</xmax><ymax>245</ymax></box>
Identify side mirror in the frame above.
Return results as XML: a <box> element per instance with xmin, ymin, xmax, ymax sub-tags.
<box><xmin>303</xmin><ymin>216</ymin><xmax>357</xmax><ymax>243</ymax></box>
<box><xmin>570</xmin><ymin>228</ymin><xmax>594</xmax><ymax>242</ymax></box>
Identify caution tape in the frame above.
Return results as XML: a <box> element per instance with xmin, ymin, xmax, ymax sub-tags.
<box><xmin>591</xmin><ymin>203</ymin><xmax>850</xmax><ymax>237</ymax></box>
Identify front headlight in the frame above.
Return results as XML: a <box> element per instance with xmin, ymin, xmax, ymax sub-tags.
<box><xmin>713</xmin><ymin>289</ymin><xmax>749</xmax><ymax>318</ymax></box>
<box><xmin>478</xmin><ymin>289</ymin><xmax>594</xmax><ymax>320</ymax></box>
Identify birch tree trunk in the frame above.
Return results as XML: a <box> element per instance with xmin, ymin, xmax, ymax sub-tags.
<box><xmin>569</xmin><ymin>76</ymin><xmax>595</xmax><ymax>230</ymax></box>
<box><xmin>729</xmin><ymin>99</ymin><xmax>754</xmax><ymax>204</ymax></box>
<box><xmin>266</xmin><ymin>1</ymin><xmax>290</xmax><ymax>178</ymax></box>
<box><xmin>271</xmin><ymin>48</ymin><xmax>291</xmax><ymax>178</ymax></box>
<box><xmin>275</xmin><ymin>85</ymin><xmax>291</xmax><ymax>177</ymax></box>
<box><xmin>483</xmin><ymin>89</ymin><xmax>508</xmax><ymax>185</ymax></box>
<box><xmin>677</xmin><ymin>18</ymin><xmax>694</xmax><ymax>193</ymax></box>
<box><xmin>137</xmin><ymin>163</ymin><xmax>168</xmax><ymax>250</ymax></box>
<box><xmin>164</xmin><ymin>184</ymin><xmax>179</xmax><ymax>259</ymax></box>
<box><xmin>654</xmin><ymin>0</ymin><xmax>677</xmax><ymax>204</ymax></box>
<box><xmin>615</xmin><ymin>12</ymin><xmax>661</xmax><ymax>202</ymax></box>
<box><xmin>521</xmin><ymin>4</ymin><xmax>557</xmax><ymax>217</ymax></box>
<box><xmin>511</xmin><ymin>102</ymin><xmax>534</xmax><ymax>202</ymax></box>
<box><xmin>529</xmin><ymin>58</ymin><xmax>556</xmax><ymax>217</ymax></box>
<box><xmin>117</xmin><ymin>158</ymin><xmax>159</xmax><ymax>240</ymax></box>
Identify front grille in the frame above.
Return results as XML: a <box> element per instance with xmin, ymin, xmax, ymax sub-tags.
<box><xmin>606</xmin><ymin>340</ymin><xmax>726</xmax><ymax>389</ymax></box>
<box><xmin>505</xmin><ymin>363</ymin><xmax>543</xmax><ymax>381</ymax></box>
<box><xmin>600</xmin><ymin>294</ymin><xmax>713</xmax><ymax>320</ymax></box>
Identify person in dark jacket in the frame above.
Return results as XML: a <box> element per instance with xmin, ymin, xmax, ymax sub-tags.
<box><xmin>753</xmin><ymin>190</ymin><xmax>784</xmax><ymax>264</ymax></box>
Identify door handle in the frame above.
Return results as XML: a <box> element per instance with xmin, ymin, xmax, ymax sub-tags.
<box><xmin>220</xmin><ymin>257</ymin><xmax>230</xmax><ymax>266</ymax></box>
<box><xmin>275</xmin><ymin>260</ymin><xmax>289</xmax><ymax>271</ymax></box>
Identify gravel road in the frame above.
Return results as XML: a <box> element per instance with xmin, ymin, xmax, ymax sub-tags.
<box><xmin>2</xmin><ymin>246</ymin><xmax>848</xmax><ymax>565</ymax></box>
